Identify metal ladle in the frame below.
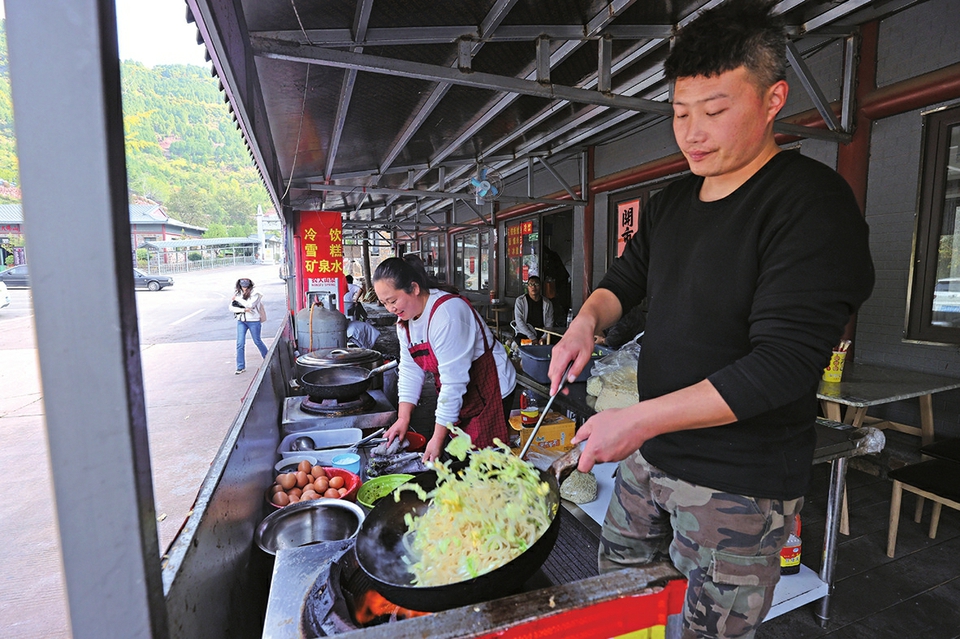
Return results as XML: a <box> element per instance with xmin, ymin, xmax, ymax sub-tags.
<box><xmin>294</xmin><ymin>436</ymin><xmax>316</xmax><ymax>452</ymax></box>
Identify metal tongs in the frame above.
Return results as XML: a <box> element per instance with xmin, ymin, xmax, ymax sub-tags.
<box><xmin>519</xmin><ymin>361</ymin><xmax>574</xmax><ymax>460</ymax></box>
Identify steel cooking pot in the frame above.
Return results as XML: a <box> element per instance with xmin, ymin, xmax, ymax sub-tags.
<box><xmin>354</xmin><ymin>463</ymin><xmax>561</xmax><ymax>612</ymax></box>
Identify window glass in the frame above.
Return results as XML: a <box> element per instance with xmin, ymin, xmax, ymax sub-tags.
<box><xmin>423</xmin><ymin>234</ymin><xmax>446</xmax><ymax>283</ymax></box>
<box><xmin>908</xmin><ymin>108</ymin><xmax>960</xmax><ymax>341</ymax></box>
<box><xmin>931</xmin><ymin>123</ymin><xmax>960</xmax><ymax>327</ymax></box>
<box><xmin>452</xmin><ymin>230</ymin><xmax>490</xmax><ymax>291</ymax></box>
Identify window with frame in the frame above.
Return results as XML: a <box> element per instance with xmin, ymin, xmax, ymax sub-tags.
<box><xmin>505</xmin><ymin>218</ymin><xmax>539</xmax><ymax>297</ymax></box>
<box><xmin>422</xmin><ymin>234</ymin><xmax>447</xmax><ymax>283</ymax></box>
<box><xmin>453</xmin><ymin>230</ymin><xmax>490</xmax><ymax>292</ymax></box>
<box><xmin>907</xmin><ymin>104</ymin><xmax>960</xmax><ymax>342</ymax></box>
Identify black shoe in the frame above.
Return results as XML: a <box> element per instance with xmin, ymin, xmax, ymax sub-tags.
<box><xmin>235</xmin><ymin>368</ymin><xmax>245</xmax><ymax>375</ymax></box>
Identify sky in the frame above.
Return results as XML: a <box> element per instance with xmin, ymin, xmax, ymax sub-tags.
<box><xmin>0</xmin><ymin>0</ymin><xmax>209</xmax><ymax>67</ymax></box>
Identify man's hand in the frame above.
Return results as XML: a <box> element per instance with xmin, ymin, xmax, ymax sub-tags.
<box><xmin>547</xmin><ymin>289</ymin><xmax>624</xmax><ymax>395</ymax></box>
<box><xmin>570</xmin><ymin>406</ymin><xmax>650</xmax><ymax>473</ymax></box>
<box><xmin>547</xmin><ymin>317</ymin><xmax>596</xmax><ymax>395</ymax></box>
<box><xmin>571</xmin><ymin>379</ymin><xmax>738</xmax><ymax>473</ymax></box>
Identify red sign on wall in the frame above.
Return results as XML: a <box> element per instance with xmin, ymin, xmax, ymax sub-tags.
<box><xmin>616</xmin><ymin>199</ymin><xmax>640</xmax><ymax>256</ymax></box>
<box><xmin>506</xmin><ymin>220</ymin><xmax>535</xmax><ymax>258</ymax></box>
<box><xmin>297</xmin><ymin>210</ymin><xmax>345</xmax><ymax>310</ymax></box>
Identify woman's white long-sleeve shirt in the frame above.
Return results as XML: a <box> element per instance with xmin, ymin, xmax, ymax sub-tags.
<box><xmin>397</xmin><ymin>289</ymin><xmax>516</xmax><ymax>426</ymax></box>
<box><xmin>230</xmin><ymin>291</ymin><xmax>265</xmax><ymax>322</ymax></box>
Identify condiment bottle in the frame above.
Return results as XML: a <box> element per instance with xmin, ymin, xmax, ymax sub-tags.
<box><xmin>520</xmin><ymin>391</ymin><xmax>540</xmax><ymax>425</ymax></box>
<box><xmin>780</xmin><ymin>514</ymin><xmax>802</xmax><ymax>575</ymax></box>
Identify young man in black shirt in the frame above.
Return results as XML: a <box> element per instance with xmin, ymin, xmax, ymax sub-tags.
<box><xmin>548</xmin><ymin>1</ymin><xmax>874</xmax><ymax>636</ymax></box>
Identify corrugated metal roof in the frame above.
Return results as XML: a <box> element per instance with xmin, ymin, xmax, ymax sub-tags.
<box><xmin>0</xmin><ymin>203</ymin><xmax>206</xmax><ymax>232</ymax></box>
<box><xmin>186</xmin><ymin>0</ymin><xmax>919</xmax><ymax>227</ymax></box>
<box><xmin>140</xmin><ymin>237</ymin><xmax>259</xmax><ymax>249</ymax></box>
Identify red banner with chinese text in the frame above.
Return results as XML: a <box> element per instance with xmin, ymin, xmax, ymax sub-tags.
<box><xmin>616</xmin><ymin>199</ymin><xmax>640</xmax><ymax>257</ymax></box>
<box><xmin>507</xmin><ymin>220</ymin><xmax>535</xmax><ymax>258</ymax></box>
<box><xmin>297</xmin><ymin>210</ymin><xmax>345</xmax><ymax>311</ymax></box>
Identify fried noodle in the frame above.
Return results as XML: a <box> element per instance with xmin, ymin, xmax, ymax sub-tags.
<box><xmin>395</xmin><ymin>434</ymin><xmax>553</xmax><ymax>587</ymax></box>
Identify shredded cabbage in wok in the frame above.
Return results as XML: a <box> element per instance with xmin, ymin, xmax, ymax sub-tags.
<box><xmin>395</xmin><ymin>429</ymin><xmax>553</xmax><ymax>587</ymax></box>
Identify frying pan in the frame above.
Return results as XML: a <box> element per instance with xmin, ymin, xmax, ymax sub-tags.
<box><xmin>299</xmin><ymin>360</ymin><xmax>397</xmax><ymax>400</ymax></box>
<box><xmin>354</xmin><ymin>461</ymin><xmax>561</xmax><ymax>612</ymax></box>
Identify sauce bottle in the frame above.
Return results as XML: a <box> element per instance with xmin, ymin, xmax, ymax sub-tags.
<box><xmin>780</xmin><ymin>514</ymin><xmax>802</xmax><ymax>575</ymax></box>
<box><xmin>520</xmin><ymin>391</ymin><xmax>540</xmax><ymax>425</ymax></box>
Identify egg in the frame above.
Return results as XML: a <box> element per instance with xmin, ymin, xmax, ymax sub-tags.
<box><xmin>324</xmin><ymin>488</ymin><xmax>340</xmax><ymax>499</ymax></box>
<box><xmin>278</xmin><ymin>473</ymin><xmax>296</xmax><ymax>490</ymax></box>
<box><xmin>313</xmin><ymin>477</ymin><xmax>329</xmax><ymax>493</ymax></box>
<box><xmin>295</xmin><ymin>471</ymin><xmax>309</xmax><ymax>488</ymax></box>
<box><xmin>311</xmin><ymin>466</ymin><xmax>326</xmax><ymax>479</ymax></box>
<box><xmin>329</xmin><ymin>475</ymin><xmax>345</xmax><ymax>490</ymax></box>
<box><xmin>271</xmin><ymin>491</ymin><xmax>289</xmax><ymax>507</ymax></box>
<box><xmin>337</xmin><ymin>487</ymin><xmax>347</xmax><ymax>496</ymax></box>
<box><xmin>270</xmin><ymin>483</ymin><xmax>284</xmax><ymax>494</ymax></box>
<box><xmin>298</xmin><ymin>460</ymin><xmax>312</xmax><ymax>474</ymax></box>
<box><xmin>300</xmin><ymin>489</ymin><xmax>319</xmax><ymax>501</ymax></box>
<box><xmin>288</xmin><ymin>487</ymin><xmax>302</xmax><ymax>498</ymax></box>
<box><xmin>287</xmin><ymin>494</ymin><xmax>300</xmax><ymax>503</ymax></box>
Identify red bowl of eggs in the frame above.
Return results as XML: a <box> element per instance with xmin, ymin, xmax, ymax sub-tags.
<box><xmin>267</xmin><ymin>460</ymin><xmax>361</xmax><ymax>508</ymax></box>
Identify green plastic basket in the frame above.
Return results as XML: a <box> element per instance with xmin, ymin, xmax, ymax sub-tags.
<box><xmin>357</xmin><ymin>474</ymin><xmax>415</xmax><ymax>509</ymax></box>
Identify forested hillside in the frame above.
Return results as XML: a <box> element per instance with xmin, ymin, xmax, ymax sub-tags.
<box><xmin>0</xmin><ymin>20</ymin><xmax>271</xmax><ymax>236</ymax></box>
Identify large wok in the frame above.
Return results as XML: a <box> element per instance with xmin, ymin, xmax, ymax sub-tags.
<box><xmin>299</xmin><ymin>360</ymin><xmax>397</xmax><ymax>400</ymax></box>
<box><xmin>354</xmin><ymin>462</ymin><xmax>561</xmax><ymax>612</ymax></box>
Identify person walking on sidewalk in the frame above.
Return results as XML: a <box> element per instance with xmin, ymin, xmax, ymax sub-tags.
<box><xmin>231</xmin><ymin>277</ymin><xmax>268</xmax><ymax>374</ymax></box>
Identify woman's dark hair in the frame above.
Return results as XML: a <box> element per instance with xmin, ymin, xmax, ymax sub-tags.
<box><xmin>373</xmin><ymin>255</ymin><xmax>458</xmax><ymax>295</ymax></box>
<box><xmin>664</xmin><ymin>0</ymin><xmax>786</xmax><ymax>90</ymax></box>
<box><xmin>235</xmin><ymin>278</ymin><xmax>255</xmax><ymax>299</ymax></box>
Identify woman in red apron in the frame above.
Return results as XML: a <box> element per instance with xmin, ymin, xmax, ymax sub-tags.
<box><xmin>374</xmin><ymin>256</ymin><xmax>517</xmax><ymax>462</ymax></box>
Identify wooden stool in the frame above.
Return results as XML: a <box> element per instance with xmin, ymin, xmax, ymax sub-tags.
<box><xmin>886</xmin><ymin>459</ymin><xmax>960</xmax><ymax>558</ymax></box>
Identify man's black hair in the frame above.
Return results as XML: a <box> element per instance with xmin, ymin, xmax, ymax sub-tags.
<box><xmin>664</xmin><ymin>0</ymin><xmax>787</xmax><ymax>89</ymax></box>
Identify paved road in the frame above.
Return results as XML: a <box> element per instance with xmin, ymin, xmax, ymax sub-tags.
<box><xmin>0</xmin><ymin>263</ymin><xmax>287</xmax><ymax>638</ymax></box>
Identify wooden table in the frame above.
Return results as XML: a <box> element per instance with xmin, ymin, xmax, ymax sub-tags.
<box><xmin>516</xmin><ymin>370</ymin><xmax>884</xmax><ymax>628</ymax></box>
<box><xmin>817</xmin><ymin>363</ymin><xmax>960</xmax><ymax>447</ymax></box>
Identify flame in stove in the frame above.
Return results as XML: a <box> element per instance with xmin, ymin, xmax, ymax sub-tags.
<box><xmin>353</xmin><ymin>590</ymin><xmax>430</xmax><ymax>626</ymax></box>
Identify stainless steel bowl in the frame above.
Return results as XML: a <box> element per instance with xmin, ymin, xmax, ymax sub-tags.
<box><xmin>255</xmin><ymin>498</ymin><xmax>366</xmax><ymax>555</ymax></box>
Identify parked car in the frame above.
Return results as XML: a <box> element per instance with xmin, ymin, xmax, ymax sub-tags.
<box><xmin>133</xmin><ymin>268</ymin><xmax>174</xmax><ymax>291</ymax></box>
<box><xmin>931</xmin><ymin>277</ymin><xmax>960</xmax><ymax>326</ymax></box>
<box><xmin>0</xmin><ymin>264</ymin><xmax>29</xmax><ymax>288</ymax></box>
<box><xmin>0</xmin><ymin>281</ymin><xmax>9</xmax><ymax>309</ymax></box>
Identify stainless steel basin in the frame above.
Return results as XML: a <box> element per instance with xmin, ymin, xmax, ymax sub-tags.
<box><xmin>255</xmin><ymin>498</ymin><xmax>365</xmax><ymax>555</ymax></box>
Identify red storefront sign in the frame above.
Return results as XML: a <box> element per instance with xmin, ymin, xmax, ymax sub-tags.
<box><xmin>616</xmin><ymin>199</ymin><xmax>640</xmax><ymax>257</ymax></box>
<box><xmin>297</xmin><ymin>210</ymin><xmax>345</xmax><ymax>310</ymax></box>
<box><xmin>507</xmin><ymin>220</ymin><xmax>535</xmax><ymax>258</ymax></box>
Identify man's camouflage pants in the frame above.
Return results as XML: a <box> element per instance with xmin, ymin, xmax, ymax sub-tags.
<box><xmin>599</xmin><ymin>451</ymin><xmax>803</xmax><ymax>639</ymax></box>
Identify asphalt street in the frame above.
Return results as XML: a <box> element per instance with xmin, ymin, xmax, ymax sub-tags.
<box><xmin>0</xmin><ymin>262</ymin><xmax>287</xmax><ymax>638</ymax></box>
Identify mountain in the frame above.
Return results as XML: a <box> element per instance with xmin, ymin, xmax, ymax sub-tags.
<box><xmin>0</xmin><ymin>20</ymin><xmax>271</xmax><ymax>236</ymax></box>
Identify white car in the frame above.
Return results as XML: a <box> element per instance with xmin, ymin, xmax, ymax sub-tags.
<box><xmin>932</xmin><ymin>277</ymin><xmax>960</xmax><ymax>326</ymax></box>
<box><xmin>0</xmin><ymin>280</ymin><xmax>9</xmax><ymax>309</ymax></box>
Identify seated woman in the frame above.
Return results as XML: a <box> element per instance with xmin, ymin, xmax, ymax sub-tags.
<box><xmin>513</xmin><ymin>276</ymin><xmax>554</xmax><ymax>344</ymax></box>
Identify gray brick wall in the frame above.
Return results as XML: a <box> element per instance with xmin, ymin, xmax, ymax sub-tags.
<box><xmin>878</xmin><ymin>0</ymin><xmax>960</xmax><ymax>87</ymax></box>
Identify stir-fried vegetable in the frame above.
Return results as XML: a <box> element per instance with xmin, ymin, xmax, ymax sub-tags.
<box><xmin>395</xmin><ymin>429</ymin><xmax>553</xmax><ymax>587</ymax></box>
